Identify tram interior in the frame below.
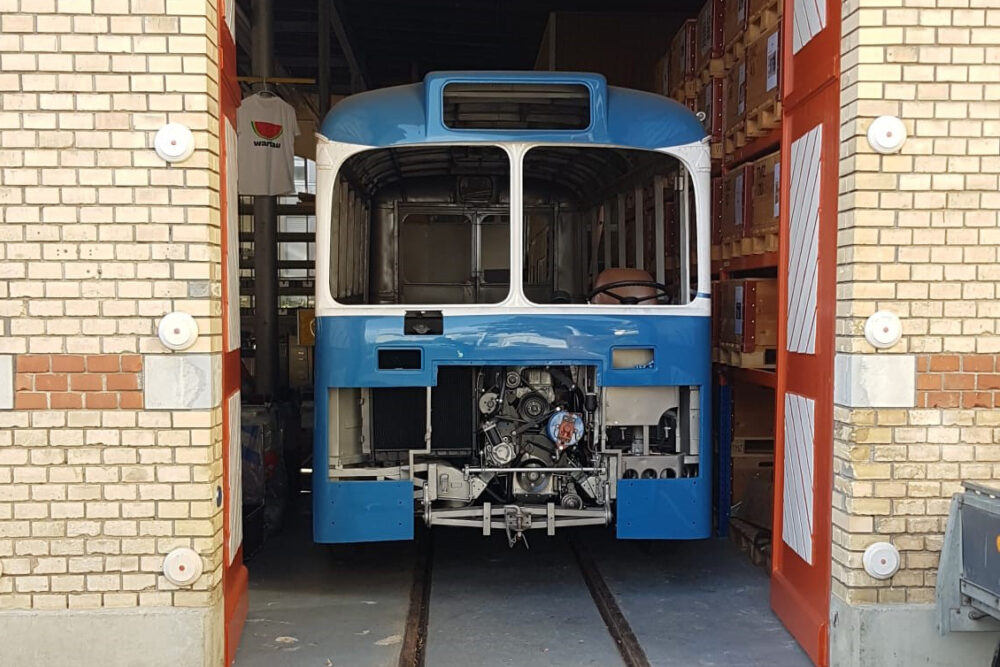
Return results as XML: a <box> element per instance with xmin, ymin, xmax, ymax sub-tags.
<box><xmin>332</xmin><ymin>145</ymin><xmax>696</xmax><ymax>306</ymax></box>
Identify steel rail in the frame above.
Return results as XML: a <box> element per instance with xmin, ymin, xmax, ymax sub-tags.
<box><xmin>398</xmin><ymin>530</ymin><xmax>433</xmax><ymax>667</ymax></box>
<box><xmin>571</xmin><ymin>540</ymin><xmax>652</xmax><ymax>667</ymax></box>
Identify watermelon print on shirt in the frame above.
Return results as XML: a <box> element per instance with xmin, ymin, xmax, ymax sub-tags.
<box><xmin>237</xmin><ymin>93</ymin><xmax>300</xmax><ymax>195</ymax></box>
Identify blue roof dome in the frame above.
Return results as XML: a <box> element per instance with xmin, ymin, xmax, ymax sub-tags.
<box><xmin>319</xmin><ymin>71</ymin><xmax>706</xmax><ymax>150</ymax></box>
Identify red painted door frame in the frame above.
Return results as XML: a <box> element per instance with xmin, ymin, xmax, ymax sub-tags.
<box><xmin>219</xmin><ymin>3</ymin><xmax>248</xmax><ymax>664</ymax></box>
<box><xmin>771</xmin><ymin>0</ymin><xmax>841</xmax><ymax>665</ymax></box>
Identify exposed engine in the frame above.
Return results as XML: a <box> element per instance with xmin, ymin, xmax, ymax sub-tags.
<box><xmin>342</xmin><ymin>363</ymin><xmax>698</xmax><ymax>545</ymax></box>
<box><xmin>474</xmin><ymin>366</ymin><xmax>602</xmax><ymax>511</ymax></box>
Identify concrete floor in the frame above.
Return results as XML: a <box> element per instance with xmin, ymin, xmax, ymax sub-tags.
<box><xmin>235</xmin><ymin>507</ymin><xmax>810</xmax><ymax>667</ymax></box>
<box><xmin>234</xmin><ymin>508</ymin><xmax>415</xmax><ymax>667</ymax></box>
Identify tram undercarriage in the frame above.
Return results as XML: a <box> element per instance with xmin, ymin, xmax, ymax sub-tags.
<box><xmin>326</xmin><ymin>364</ymin><xmax>700</xmax><ymax>545</ymax></box>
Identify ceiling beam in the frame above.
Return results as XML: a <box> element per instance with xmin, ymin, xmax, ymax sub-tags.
<box><xmin>235</xmin><ymin>3</ymin><xmax>321</xmax><ymax>121</ymax></box>
<box><xmin>277</xmin><ymin>54</ymin><xmax>349</xmax><ymax>68</ymax></box>
<box><xmin>329</xmin><ymin>0</ymin><xmax>368</xmax><ymax>92</ymax></box>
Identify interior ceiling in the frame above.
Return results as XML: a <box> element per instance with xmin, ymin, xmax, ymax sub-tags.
<box><xmin>343</xmin><ymin>145</ymin><xmax>659</xmax><ymax>205</ymax></box>
<box><xmin>236</xmin><ymin>0</ymin><xmax>702</xmax><ymax>114</ymax></box>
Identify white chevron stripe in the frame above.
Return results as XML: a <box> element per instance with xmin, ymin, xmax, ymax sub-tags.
<box><xmin>227</xmin><ymin>391</ymin><xmax>242</xmax><ymax>564</ymax></box>
<box><xmin>793</xmin><ymin>0</ymin><xmax>827</xmax><ymax>53</ymax></box>
<box><xmin>225</xmin><ymin>118</ymin><xmax>240</xmax><ymax>352</ymax></box>
<box><xmin>787</xmin><ymin>125</ymin><xmax>821</xmax><ymax>355</ymax></box>
<box><xmin>783</xmin><ymin>392</ymin><xmax>815</xmax><ymax>564</ymax></box>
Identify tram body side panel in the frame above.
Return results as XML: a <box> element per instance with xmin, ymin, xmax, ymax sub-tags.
<box><xmin>312</xmin><ymin>313</ymin><xmax>712</xmax><ymax>544</ymax></box>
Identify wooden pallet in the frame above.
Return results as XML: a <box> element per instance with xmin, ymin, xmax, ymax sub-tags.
<box><xmin>749</xmin><ymin>221</ymin><xmax>779</xmax><ymax>241</ymax></box>
<box><xmin>718</xmin><ymin>345</ymin><xmax>777</xmax><ymax>369</ymax></box>
<box><xmin>718</xmin><ymin>232</ymin><xmax>778</xmax><ymax>259</ymax></box>
<box><xmin>729</xmin><ymin>517</ymin><xmax>772</xmax><ymax>569</ymax></box>
<box><xmin>669</xmin><ymin>80</ymin><xmax>698</xmax><ymax>104</ymax></box>
<box><xmin>710</xmin><ymin>140</ymin><xmax>724</xmax><ymax>161</ymax></box>
<box><xmin>751</xmin><ymin>231</ymin><xmax>779</xmax><ymax>254</ymax></box>
<box><xmin>746</xmin><ymin>0</ymin><xmax>781</xmax><ymax>44</ymax></box>
<box><xmin>698</xmin><ymin>59</ymin><xmax>726</xmax><ymax>84</ymax></box>
<box><xmin>745</xmin><ymin>98</ymin><xmax>781</xmax><ymax>140</ymax></box>
<box><xmin>684</xmin><ymin>78</ymin><xmax>698</xmax><ymax>99</ymax></box>
<box><xmin>722</xmin><ymin>37</ymin><xmax>746</xmax><ymax>70</ymax></box>
<box><xmin>724</xmin><ymin>121</ymin><xmax>748</xmax><ymax>155</ymax></box>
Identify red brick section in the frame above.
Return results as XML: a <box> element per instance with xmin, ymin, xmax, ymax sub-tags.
<box><xmin>14</xmin><ymin>354</ymin><xmax>143</xmax><ymax>410</ymax></box>
<box><xmin>916</xmin><ymin>354</ymin><xmax>1000</xmax><ymax>409</ymax></box>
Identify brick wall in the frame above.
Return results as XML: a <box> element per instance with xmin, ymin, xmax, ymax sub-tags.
<box><xmin>15</xmin><ymin>354</ymin><xmax>143</xmax><ymax>410</ymax></box>
<box><xmin>836</xmin><ymin>0</ymin><xmax>1000</xmax><ymax>605</ymax></box>
<box><xmin>916</xmin><ymin>354</ymin><xmax>1000</xmax><ymax>409</ymax></box>
<box><xmin>0</xmin><ymin>0</ymin><xmax>223</xmax><ymax>614</ymax></box>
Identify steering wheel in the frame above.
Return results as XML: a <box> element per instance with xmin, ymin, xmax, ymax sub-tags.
<box><xmin>588</xmin><ymin>280</ymin><xmax>672</xmax><ymax>304</ymax></box>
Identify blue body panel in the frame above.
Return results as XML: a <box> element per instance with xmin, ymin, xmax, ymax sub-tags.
<box><xmin>313</xmin><ymin>314</ymin><xmax>710</xmax><ymax>388</ymax></box>
<box><xmin>315</xmin><ymin>480</ymin><xmax>414</xmax><ymax>543</ymax></box>
<box><xmin>616</xmin><ymin>479</ymin><xmax>709</xmax><ymax>539</ymax></box>
<box><xmin>319</xmin><ymin>71</ymin><xmax>706</xmax><ymax>149</ymax></box>
<box><xmin>313</xmin><ymin>313</ymin><xmax>712</xmax><ymax>543</ymax></box>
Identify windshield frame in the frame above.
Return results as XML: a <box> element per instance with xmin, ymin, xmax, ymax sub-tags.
<box><xmin>316</xmin><ymin>138</ymin><xmax>710</xmax><ymax>315</ymax></box>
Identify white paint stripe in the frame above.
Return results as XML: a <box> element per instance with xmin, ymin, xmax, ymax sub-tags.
<box><xmin>227</xmin><ymin>391</ymin><xmax>242</xmax><ymax>564</ymax></box>
<box><xmin>787</xmin><ymin>125</ymin><xmax>822</xmax><ymax>355</ymax></box>
<box><xmin>225</xmin><ymin>118</ymin><xmax>240</xmax><ymax>353</ymax></box>
<box><xmin>790</xmin><ymin>129</ymin><xmax>819</xmax><ymax>353</ymax></box>
<box><xmin>800</xmin><ymin>128</ymin><xmax>821</xmax><ymax>355</ymax></box>
<box><xmin>793</xmin><ymin>0</ymin><xmax>827</xmax><ymax>53</ymax></box>
<box><xmin>783</xmin><ymin>392</ymin><xmax>815</xmax><ymax>564</ymax></box>
<box><xmin>782</xmin><ymin>401</ymin><xmax>801</xmax><ymax>550</ymax></box>
<box><xmin>786</xmin><ymin>138</ymin><xmax>806</xmax><ymax>350</ymax></box>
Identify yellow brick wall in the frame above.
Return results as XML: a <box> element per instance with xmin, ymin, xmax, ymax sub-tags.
<box><xmin>0</xmin><ymin>0</ymin><xmax>223</xmax><ymax>610</ymax></box>
<box><xmin>836</xmin><ymin>0</ymin><xmax>1000</xmax><ymax>604</ymax></box>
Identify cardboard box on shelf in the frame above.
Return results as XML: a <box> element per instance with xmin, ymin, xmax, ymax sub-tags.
<box><xmin>724</xmin><ymin>0</ymin><xmax>749</xmax><ymax>52</ymax></box>
<box><xmin>664</xmin><ymin>19</ymin><xmax>697</xmax><ymax>97</ymax></box>
<box><xmin>695</xmin><ymin>0</ymin><xmax>725</xmax><ymax>76</ymax></box>
<box><xmin>724</xmin><ymin>58</ymin><xmax>746</xmax><ymax>137</ymax></box>
<box><xmin>721</xmin><ymin>164</ymin><xmax>753</xmax><ymax>244</ymax></box>
<box><xmin>716</xmin><ymin>277</ymin><xmax>778</xmax><ymax>368</ymax></box>
<box><xmin>750</xmin><ymin>150</ymin><xmax>781</xmax><ymax>236</ymax></box>
<box><xmin>746</xmin><ymin>24</ymin><xmax>781</xmax><ymax>117</ymax></box>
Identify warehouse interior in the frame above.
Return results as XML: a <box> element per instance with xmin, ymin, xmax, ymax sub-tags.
<box><xmin>229</xmin><ymin>0</ymin><xmax>797</xmax><ymax>664</ymax></box>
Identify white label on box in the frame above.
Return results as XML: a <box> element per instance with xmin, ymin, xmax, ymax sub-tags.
<box><xmin>773</xmin><ymin>162</ymin><xmax>781</xmax><ymax>217</ymax></box>
<box><xmin>735</xmin><ymin>172</ymin><xmax>745</xmax><ymax>229</ymax></box>
<box><xmin>734</xmin><ymin>285</ymin><xmax>744</xmax><ymax>336</ymax></box>
<box><xmin>767</xmin><ymin>31</ymin><xmax>779</xmax><ymax>92</ymax></box>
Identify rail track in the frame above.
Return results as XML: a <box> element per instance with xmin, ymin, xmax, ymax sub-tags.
<box><xmin>397</xmin><ymin>529</ymin><xmax>650</xmax><ymax>667</ymax></box>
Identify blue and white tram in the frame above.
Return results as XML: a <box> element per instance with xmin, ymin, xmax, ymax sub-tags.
<box><xmin>313</xmin><ymin>72</ymin><xmax>712</xmax><ymax>545</ymax></box>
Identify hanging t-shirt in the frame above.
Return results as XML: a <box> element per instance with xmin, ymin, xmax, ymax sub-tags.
<box><xmin>237</xmin><ymin>93</ymin><xmax>300</xmax><ymax>195</ymax></box>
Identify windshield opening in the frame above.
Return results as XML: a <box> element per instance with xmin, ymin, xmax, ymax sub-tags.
<box><xmin>523</xmin><ymin>146</ymin><xmax>694</xmax><ymax>305</ymax></box>
<box><xmin>331</xmin><ymin>145</ymin><xmax>510</xmax><ymax>305</ymax></box>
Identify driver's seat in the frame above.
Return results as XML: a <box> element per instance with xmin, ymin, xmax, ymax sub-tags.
<box><xmin>591</xmin><ymin>268</ymin><xmax>657</xmax><ymax>304</ymax></box>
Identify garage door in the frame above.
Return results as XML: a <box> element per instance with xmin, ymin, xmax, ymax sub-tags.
<box><xmin>772</xmin><ymin>0</ymin><xmax>840</xmax><ymax>664</ymax></box>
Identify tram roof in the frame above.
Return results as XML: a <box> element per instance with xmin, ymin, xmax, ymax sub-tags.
<box><xmin>319</xmin><ymin>71</ymin><xmax>706</xmax><ymax>150</ymax></box>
